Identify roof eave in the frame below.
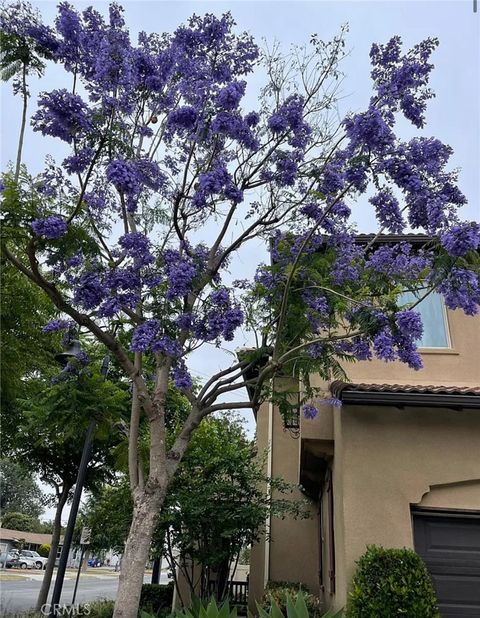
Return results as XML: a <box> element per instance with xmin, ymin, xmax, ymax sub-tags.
<box><xmin>338</xmin><ymin>390</ymin><xmax>480</xmax><ymax>410</ymax></box>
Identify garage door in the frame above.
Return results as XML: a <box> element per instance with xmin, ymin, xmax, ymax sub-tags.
<box><xmin>412</xmin><ymin>509</ymin><xmax>480</xmax><ymax>617</ymax></box>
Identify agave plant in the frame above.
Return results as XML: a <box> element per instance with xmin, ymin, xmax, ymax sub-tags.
<box><xmin>142</xmin><ymin>591</ymin><xmax>342</xmax><ymax>618</ymax></box>
<box><xmin>172</xmin><ymin>597</ymin><xmax>237</xmax><ymax>618</ymax></box>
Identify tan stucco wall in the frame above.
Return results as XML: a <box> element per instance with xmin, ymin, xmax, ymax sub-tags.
<box><xmin>249</xmin><ymin>397</ymin><xmax>319</xmax><ymax>612</ymax></box>
<box><xmin>418</xmin><ymin>480</ymin><xmax>480</xmax><ymax>510</ymax></box>
<box><xmin>332</xmin><ymin>404</ymin><xmax>480</xmax><ymax>610</ymax></box>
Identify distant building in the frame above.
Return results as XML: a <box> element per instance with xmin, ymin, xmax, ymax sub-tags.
<box><xmin>0</xmin><ymin>527</ymin><xmax>63</xmax><ymax>559</ymax></box>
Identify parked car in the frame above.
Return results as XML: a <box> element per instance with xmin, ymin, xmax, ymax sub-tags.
<box><xmin>7</xmin><ymin>554</ymin><xmax>36</xmax><ymax>570</ymax></box>
<box><xmin>87</xmin><ymin>558</ymin><xmax>104</xmax><ymax>567</ymax></box>
<box><xmin>19</xmin><ymin>550</ymin><xmax>48</xmax><ymax>569</ymax></box>
<box><xmin>0</xmin><ymin>552</ymin><xmax>18</xmax><ymax>568</ymax></box>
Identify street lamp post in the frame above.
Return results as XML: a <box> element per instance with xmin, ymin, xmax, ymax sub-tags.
<box><xmin>48</xmin><ymin>345</ymin><xmax>109</xmax><ymax>617</ymax></box>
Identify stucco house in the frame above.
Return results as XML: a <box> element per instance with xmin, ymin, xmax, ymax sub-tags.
<box><xmin>248</xmin><ymin>278</ymin><xmax>480</xmax><ymax>616</ymax></box>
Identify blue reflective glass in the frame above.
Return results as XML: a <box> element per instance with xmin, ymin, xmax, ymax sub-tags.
<box><xmin>399</xmin><ymin>291</ymin><xmax>449</xmax><ymax>348</ymax></box>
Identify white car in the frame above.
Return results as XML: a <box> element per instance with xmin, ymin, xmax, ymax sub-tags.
<box><xmin>19</xmin><ymin>550</ymin><xmax>48</xmax><ymax>569</ymax></box>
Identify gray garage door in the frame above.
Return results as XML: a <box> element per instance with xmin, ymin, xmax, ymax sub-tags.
<box><xmin>412</xmin><ymin>509</ymin><xmax>480</xmax><ymax>617</ymax></box>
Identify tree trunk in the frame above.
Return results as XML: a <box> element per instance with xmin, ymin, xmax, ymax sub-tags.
<box><xmin>36</xmin><ymin>488</ymin><xmax>69</xmax><ymax>611</ymax></box>
<box><xmin>14</xmin><ymin>63</ymin><xmax>28</xmax><ymax>183</ymax></box>
<box><xmin>113</xmin><ymin>485</ymin><xmax>167</xmax><ymax>618</ymax></box>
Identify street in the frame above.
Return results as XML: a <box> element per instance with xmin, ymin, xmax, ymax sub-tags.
<box><xmin>0</xmin><ymin>570</ymin><xmax>171</xmax><ymax>615</ymax></box>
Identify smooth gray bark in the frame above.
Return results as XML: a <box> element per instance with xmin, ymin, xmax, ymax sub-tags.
<box><xmin>113</xmin><ymin>485</ymin><xmax>166</xmax><ymax>618</ymax></box>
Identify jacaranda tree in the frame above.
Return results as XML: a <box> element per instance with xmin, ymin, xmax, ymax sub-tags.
<box><xmin>1</xmin><ymin>3</ymin><xmax>479</xmax><ymax>616</ymax></box>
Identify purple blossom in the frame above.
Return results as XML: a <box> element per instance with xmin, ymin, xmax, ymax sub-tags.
<box><xmin>366</xmin><ymin>244</ymin><xmax>431</xmax><ymax>278</ymax></box>
<box><xmin>267</xmin><ymin>95</ymin><xmax>311</xmax><ymax>148</ymax></box>
<box><xmin>167</xmin><ymin>106</ymin><xmax>198</xmax><ymax>131</ymax></box>
<box><xmin>396</xmin><ymin>339</ymin><xmax>423</xmax><ymax>370</ymax></box>
<box><xmin>73</xmin><ymin>272</ymin><xmax>106</xmax><ymax>310</ymax></box>
<box><xmin>344</xmin><ymin>107</ymin><xmax>395</xmax><ymax>152</ymax></box>
<box><xmin>98</xmin><ymin>297</ymin><xmax>122</xmax><ymax>317</ymax></box>
<box><xmin>32</xmin><ymin>89</ymin><xmax>92</xmax><ymax>143</ymax></box>
<box><xmin>441</xmin><ymin>223</ymin><xmax>480</xmax><ymax>257</ymax></box>
<box><xmin>172</xmin><ymin>364</ymin><xmax>193</xmax><ymax>390</ymax></box>
<box><xmin>370</xmin><ymin>36</ymin><xmax>439</xmax><ymax>128</ymax></box>
<box><xmin>244</xmin><ymin>111</ymin><xmax>260</xmax><ymax>127</ymax></box>
<box><xmin>275</xmin><ymin>156</ymin><xmax>297</xmax><ymax>187</ymax></box>
<box><xmin>151</xmin><ymin>335</ymin><xmax>182</xmax><ymax>357</ymax></box>
<box><xmin>437</xmin><ymin>268</ymin><xmax>480</xmax><ymax>316</ymax></box>
<box><xmin>63</xmin><ymin>147</ymin><xmax>94</xmax><ymax>174</ymax></box>
<box><xmin>119</xmin><ymin>232</ymin><xmax>154</xmax><ymax>265</ymax></box>
<box><xmin>66</xmin><ymin>253</ymin><xmax>83</xmax><ymax>268</ymax></box>
<box><xmin>369</xmin><ymin>189</ymin><xmax>405</xmax><ymax>233</ymax></box>
<box><xmin>303</xmin><ymin>404</ymin><xmax>318</xmax><ymax>420</ymax></box>
<box><xmin>130</xmin><ymin>320</ymin><xmax>160</xmax><ymax>352</ymax></box>
<box><xmin>32</xmin><ymin>215</ymin><xmax>68</xmax><ymax>239</ymax></box>
<box><xmin>177</xmin><ymin>313</ymin><xmax>192</xmax><ymax>331</ymax></box>
<box><xmin>373</xmin><ymin>329</ymin><xmax>396</xmax><ymax>362</ymax></box>
<box><xmin>216</xmin><ymin>80</ymin><xmax>246</xmax><ymax>110</ymax></box>
<box><xmin>211</xmin><ymin>112</ymin><xmax>259</xmax><ymax>150</ymax></box>
<box><xmin>164</xmin><ymin>250</ymin><xmax>197</xmax><ymax>300</ymax></box>
<box><xmin>395</xmin><ymin>309</ymin><xmax>423</xmax><ymax>341</ymax></box>
<box><xmin>106</xmin><ymin>159</ymin><xmax>140</xmax><ymax>194</ymax></box>
<box><xmin>42</xmin><ymin>319</ymin><xmax>74</xmax><ymax>333</ymax></box>
<box><xmin>351</xmin><ymin>338</ymin><xmax>372</xmax><ymax>361</ymax></box>
<box><xmin>308</xmin><ymin>343</ymin><xmax>324</xmax><ymax>358</ymax></box>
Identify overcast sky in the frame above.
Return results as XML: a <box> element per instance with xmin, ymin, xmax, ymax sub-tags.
<box><xmin>2</xmin><ymin>0</ymin><xmax>478</xmax><ymax>522</ymax></box>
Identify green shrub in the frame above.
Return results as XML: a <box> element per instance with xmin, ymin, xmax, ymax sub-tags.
<box><xmin>38</xmin><ymin>543</ymin><xmax>51</xmax><ymax>558</ymax></box>
<box><xmin>78</xmin><ymin>600</ymin><xmax>114</xmax><ymax>618</ymax></box>
<box><xmin>346</xmin><ymin>545</ymin><xmax>440</xmax><ymax>618</ymax></box>
<box><xmin>258</xmin><ymin>591</ymin><xmax>342</xmax><ymax>618</ymax></box>
<box><xmin>261</xmin><ymin>582</ymin><xmax>321</xmax><ymax>617</ymax></box>
<box><xmin>140</xmin><ymin>583</ymin><xmax>174</xmax><ymax>614</ymax></box>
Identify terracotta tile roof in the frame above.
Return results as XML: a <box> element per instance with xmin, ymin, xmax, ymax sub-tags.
<box><xmin>331</xmin><ymin>381</ymin><xmax>480</xmax><ymax>396</ymax></box>
<box><xmin>330</xmin><ymin>381</ymin><xmax>480</xmax><ymax>409</ymax></box>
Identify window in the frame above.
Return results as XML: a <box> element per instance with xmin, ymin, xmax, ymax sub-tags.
<box><xmin>399</xmin><ymin>290</ymin><xmax>450</xmax><ymax>348</ymax></box>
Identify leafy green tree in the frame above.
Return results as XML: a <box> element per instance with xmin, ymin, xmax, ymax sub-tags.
<box><xmin>0</xmin><ymin>263</ymin><xmax>58</xmax><ymax>449</ymax></box>
<box><xmin>0</xmin><ymin>459</ymin><xmax>45</xmax><ymax>518</ymax></box>
<box><xmin>9</xmin><ymin>365</ymin><xmax>129</xmax><ymax>610</ymax></box>
<box><xmin>79</xmin><ymin>480</ymin><xmax>132</xmax><ymax>557</ymax></box>
<box><xmin>160</xmin><ymin>416</ymin><xmax>308</xmax><ymax>601</ymax></box>
<box><xmin>0</xmin><ymin>511</ymin><xmax>42</xmax><ymax>532</ymax></box>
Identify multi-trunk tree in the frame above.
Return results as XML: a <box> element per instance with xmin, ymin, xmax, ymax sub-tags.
<box><xmin>1</xmin><ymin>3</ymin><xmax>479</xmax><ymax>617</ymax></box>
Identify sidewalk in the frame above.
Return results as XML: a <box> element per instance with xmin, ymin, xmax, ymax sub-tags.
<box><xmin>0</xmin><ymin>567</ymin><xmax>122</xmax><ymax>582</ymax></box>
<box><xmin>0</xmin><ymin>567</ymin><xmax>168</xmax><ymax>583</ymax></box>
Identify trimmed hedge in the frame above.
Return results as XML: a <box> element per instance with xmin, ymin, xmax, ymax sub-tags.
<box><xmin>346</xmin><ymin>545</ymin><xmax>440</xmax><ymax>618</ymax></box>
<box><xmin>140</xmin><ymin>582</ymin><xmax>174</xmax><ymax>614</ymax></box>
<box><xmin>77</xmin><ymin>583</ymin><xmax>173</xmax><ymax>617</ymax></box>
